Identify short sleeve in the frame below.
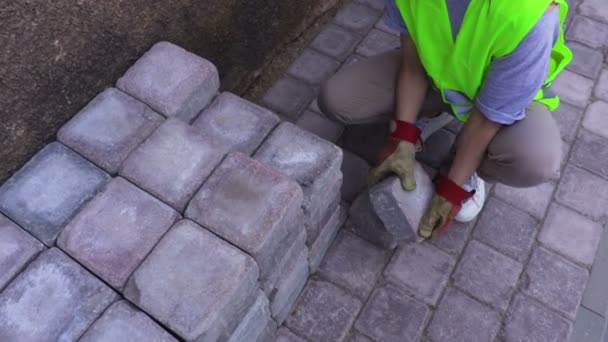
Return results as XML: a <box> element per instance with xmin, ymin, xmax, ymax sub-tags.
<box><xmin>383</xmin><ymin>0</ymin><xmax>409</xmax><ymax>34</ymax></box>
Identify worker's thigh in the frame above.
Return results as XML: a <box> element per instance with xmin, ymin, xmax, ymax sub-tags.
<box><xmin>317</xmin><ymin>49</ymin><xmax>445</xmax><ymax>125</ymax></box>
<box><xmin>478</xmin><ymin>101</ymin><xmax>562</xmax><ymax>188</ymax></box>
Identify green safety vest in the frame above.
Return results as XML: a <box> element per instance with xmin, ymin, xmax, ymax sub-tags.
<box><xmin>395</xmin><ymin>0</ymin><xmax>573</xmax><ymax>122</ymax></box>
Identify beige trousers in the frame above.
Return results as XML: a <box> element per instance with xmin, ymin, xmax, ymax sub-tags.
<box><xmin>318</xmin><ymin>50</ymin><xmax>562</xmax><ymax>187</ymax></box>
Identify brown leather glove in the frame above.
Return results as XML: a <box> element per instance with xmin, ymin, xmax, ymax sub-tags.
<box><xmin>368</xmin><ymin>120</ymin><xmax>421</xmax><ymax>191</ymax></box>
<box><xmin>418</xmin><ymin>175</ymin><xmax>475</xmax><ymax>240</ymax></box>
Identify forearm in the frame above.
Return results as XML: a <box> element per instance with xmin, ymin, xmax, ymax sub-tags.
<box><xmin>448</xmin><ymin>107</ymin><xmax>502</xmax><ymax>186</ymax></box>
<box><xmin>395</xmin><ymin>35</ymin><xmax>428</xmax><ymax>123</ymax></box>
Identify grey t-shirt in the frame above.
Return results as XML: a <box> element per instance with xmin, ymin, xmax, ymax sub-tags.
<box><xmin>384</xmin><ymin>0</ymin><xmax>560</xmax><ymax>124</ymax></box>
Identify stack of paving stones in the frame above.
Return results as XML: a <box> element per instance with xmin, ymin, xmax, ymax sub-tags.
<box><xmin>0</xmin><ymin>41</ymin><xmax>346</xmax><ymax>341</ymax></box>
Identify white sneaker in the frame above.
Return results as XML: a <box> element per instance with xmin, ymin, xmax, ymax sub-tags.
<box><xmin>455</xmin><ymin>172</ymin><xmax>486</xmax><ymax>223</ymax></box>
<box><xmin>416</xmin><ymin>112</ymin><xmax>454</xmax><ymax>142</ymax></box>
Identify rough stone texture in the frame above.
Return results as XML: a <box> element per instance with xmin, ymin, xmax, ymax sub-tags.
<box><xmin>474</xmin><ymin>198</ymin><xmax>539</xmax><ymax>262</ymax></box>
<box><xmin>494</xmin><ymin>181</ymin><xmax>556</xmax><ymax>219</ymax></box>
<box><xmin>503</xmin><ymin>294</ymin><xmax>573</xmax><ymax>342</ymax></box>
<box><xmin>595</xmin><ymin>70</ymin><xmax>608</xmax><ymax>101</ymax></box>
<box><xmin>79</xmin><ymin>300</ymin><xmax>177</xmax><ymax>342</ymax></box>
<box><xmin>582</xmin><ymin>101</ymin><xmax>608</xmax><ymax>139</ymax></box>
<box><xmin>347</xmin><ymin>191</ymin><xmax>398</xmax><ymax>249</ymax></box>
<box><xmin>582</xmin><ymin>228</ymin><xmax>608</xmax><ymax>317</ymax></box>
<box><xmin>523</xmin><ymin>247</ymin><xmax>589</xmax><ymax>319</ymax></box>
<box><xmin>556</xmin><ymin>165</ymin><xmax>608</xmax><ymax>221</ymax></box>
<box><xmin>57</xmin><ymin>177</ymin><xmax>179</xmax><ymax>289</ymax></box>
<box><xmin>571</xmin><ymin>306</ymin><xmax>607</xmax><ymax>342</ymax></box>
<box><xmin>275</xmin><ymin>327</ymin><xmax>306</xmax><ymax>342</ymax></box>
<box><xmin>262</xmin><ymin>77</ymin><xmax>316</xmax><ymax>121</ymax></box>
<box><xmin>340</xmin><ymin>149</ymin><xmax>370</xmax><ymax>202</ymax></box>
<box><xmin>124</xmin><ymin>220</ymin><xmax>259</xmax><ymax>342</ymax></box>
<box><xmin>227</xmin><ymin>291</ymin><xmax>272</xmax><ymax>342</ymax></box>
<box><xmin>384</xmin><ymin>243</ymin><xmax>455</xmax><ymax>305</ymax></box>
<box><xmin>287</xmin><ymin>278</ymin><xmax>362</xmax><ymax>342</ymax></box>
<box><xmin>375</xmin><ymin>16</ymin><xmax>399</xmax><ymax>36</ymax></box>
<box><xmin>348</xmin><ymin>331</ymin><xmax>373</xmax><ymax>342</ymax></box>
<box><xmin>417</xmin><ymin>129</ymin><xmax>456</xmax><ymax>169</ymax></box>
<box><xmin>452</xmin><ymin>240</ymin><xmax>523</xmax><ymax>310</ymax></box>
<box><xmin>369</xmin><ymin>164</ymin><xmax>434</xmax><ymax>241</ymax></box>
<box><xmin>355</xmin><ymin>284</ymin><xmax>430</xmax><ymax>342</ymax></box>
<box><xmin>539</xmin><ymin>203</ymin><xmax>602</xmax><ymax>266</ymax></box>
<box><xmin>428</xmin><ymin>287</ymin><xmax>501</xmax><ymax>342</ymax></box>
<box><xmin>261</xmin><ymin>228</ymin><xmax>306</xmax><ymax>299</ymax></box>
<box><xmin>566</xmin><ymin>15</ymin><xmax>608</xmax><ymax>49</ymax></box>
<box><xmin>355</xmin><ymin>29</ymin><xmax>400</xmax><ymax>57</ymax></box>
<box><xmin>551</xmin><ymin>70</ymin><xmax>594</xmax><ymax>108</ymax></box>
<box><xmin>287</xmin><ymin>49</ymin><xmax>341</xmax><ymax>86</ymax></box>
<box><xmin>334</xmin><ymin>2</ymin><xmax>382</xmax><ymax>35</ymax></box>
<box><xmin>0</xmin><ymin>248</ymin><xmax>117</xmax><ymax>341</ymax></box>
<box><xmin>296</xmin><ymin>110</ymin><xmax>344</xmax><ymax>143</ymax></box>
<box><xmin>567</xmin><ymin>41</ymin><xmax>604</xmax><ymax>79</ymax></box>
<box><xmin>580</xmin><ymin>0</ymin><xmax>608</xmax><ymax>25</ymax></box>
<box><xmin>430</xmin><ymin>219</ymin><xmax>476</xmax><ymax>256</ymax></box>
<box><xmin>186</xmin><ymin>152</ymin><xmax>303</xmax><ymax>280</ymax></box>
<box><xmin>552</xmin><ymin>102</ymin><xmax>583</xmax><ymax>143</ymax></box>
<box><xmin>192</xmin><ymin>92</ymin><xmax>280</xmax><ymax>155</ymax></box>
<box><xmin>57</xmin><ymin>88</ymin><xmax>164</xmax><ymax>174</ymax></box>
<box><xmin>0</xmin><ymin>214</ymin><xmax>45</xmax><ymax>291</ymax></box>
<box><xmin>119</xmin><ymin>118</ymin><xmax>224</xmax><ymax>211</ymax></box>
<box><xmin>573</xmin><ymin>130</ymin><xmax>608</xmax><ymax>179</ymax></box>
<box><xmin>310</xmin><ymin>24</ymin><xmax>361</xmax><ymax>61</ymax></box>
<box><xmin>117</xmin><ymin>42</ymin><xmax>219</xmax><ymax>122</ymax></box>
<box><xmin>271</xmin><ymin>248</ymin><xmax>309</xmax><ymax>324</ymax></box>
<box><xmin>319</xmin><ymin>230</ymin><xmax>387</xmax><ymax>299</ymax></box>
<box><xmin>0</xmin><ymin>142</ymin><xmax>110</xmax><ymax>246</ymax></box>
<box><xmin>309</xmin><ymin>203</ymin><xmax>347</xmax><ymax>273</ymax></box>
<box><xmin>355</xmin><ymin>0</ymin><xmax>384</xmax><ymax>11</ymax></box>
<box><xmin>254</xmin><ymin>122</ymin><xmax>343</xmax><ymax>244</ymax></box>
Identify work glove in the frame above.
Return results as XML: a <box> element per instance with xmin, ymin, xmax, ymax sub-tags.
<box><xmin>418</xmin><ymin>175</ymin><xmax>475</xmax><ymax>240</ymax></box>
<box><xmin>368</xmin><ymin>120</ymin><xmax>421</xmax><ymax>191</ymax></box>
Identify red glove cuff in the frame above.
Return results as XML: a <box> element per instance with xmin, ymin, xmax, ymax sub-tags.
<box><xmin>436</xmin><ymin>175</ymin><xmax>475</xmax><ymax>205</ymax></box>
<box><xmin>391</xmin><ymin>120</ymin><xmax>421</xmax><ymax>145</ymax></box>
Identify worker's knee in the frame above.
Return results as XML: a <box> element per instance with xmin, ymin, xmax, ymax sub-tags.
<box><xmin>317</xmin><ymin>76</ymin><xmax>351</xmax><ymax>125</ymax></box>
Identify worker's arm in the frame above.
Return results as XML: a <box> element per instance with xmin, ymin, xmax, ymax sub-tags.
<box><xmin>395</xmin><ymin>35</ymin><xmax>429</xmax><ymax>124</ymax></box>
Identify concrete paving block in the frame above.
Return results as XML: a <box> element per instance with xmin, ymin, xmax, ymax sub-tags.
<box><xmin>79</xmin><ymin>300</ymin><xmax>177</xmax><ymax>342</ymax></box>
<box><xmin>579</xmin><ymin>0</ymin><xmax>608</xmax><ymax>25</ymax></box>
<box><xmin>474</xmin><ymin>197</ymin><xmax>539</xmax><ymax>262</ymax></box>
<box><xmin>308</xmin><ymin>202</ymin><xmax>347</xmax><ymax>273</ymax></box>
<box><xmin>271</xmin><ymin>248</ymin><xmax>309</xmax><ymax>324</ymax></box>
<box><xmin>571</xmin><ymin>306</ymin><xmax>606</xmax><ymax>342</ymax></box>
<box><xmin>287</xmin><ymin>278</ymin><xmax>362</xmax><ymax>342</ymax></box>
<box><xmin>428</xmin><ymin>287</ymin><xmax>501</xmax><ymax>342</ymax></box>
<box><xmin>311</xmin><ymin>24</ymin><xmax>361</xmax><ymax>61</ymax></box>
<box><xmin>192</xmin><ymin>92</ymin><xmax>280</xmax><ymax>155</ymax></box>
<box><xmin>582</xmin><ymin>226</ymin><xmax>608</xmax><ymax>316</ymax></box>
<box><xmin>568</xmin><ymin>42</ymin><xmax>604</xmax><ymax>79</ymax></box>
<box><xmin>0</xmin><ymin>214</ymin><xmax>44</xmax><ymax>291</ymax></box>
<box><xmin>503</xmin><ymin>294</ymin><xmax>573</xmax><ymax>342</ymax></box>
<box><xmin>523</xmin><ymin>247</ymin><xmax>589</xmax><ymax>319</ymax></box>
<box><xmin>319</xmin><ymin>230</ymin><xmax>386</xmax><ymax>299</ymax></box>
<box><xmin>120</xmin><ymin>118</ymin><xmax>224</xmax><ymax>212</ymax></box>
<box><xmin>566</xmin><ymin>16</ymin><xmax>608</xmax><ymax>49</ymax></box>
<box><xmin>494</xmin><ymin>181</ymin><xmax>556</xmax><ymax>219</ymax></box>
<box><xmin>0</xmin><ymin>142</ymin><xmax>110</xmax><ymax>246</ymax></box>
<box><xmin>340</xmin><ymin>149</ymin><xmax>370</xmax><ymax>202</ymax></box>
<box><xmin>57</xmin><ymin>178</ymin><xmax>179</xmax><ymax>289</ymax></box>
<box><xmin>261</xmin><ymin>227</ymin><xmax>307</xmax><ymax>298</ymax></box>
<box><xmin>296</xmin><ymin>110</ymin><xmax>344</xmax><ymax>143</ymax></box>
<box><xmin>186</xmin><ymin>152</ymin><xmax>303</xmax><ymax>280</ymax></box>
<box><xmin>375</xmin><ymin>16</ymin><xmax>399</xmax><ymax>36</ymax></box>
<box><xmin>384</xmin><ymin>243</ymin><xmax>455</xmax><ymax>305</ymax></box>
<box><xmin>341</xmin><ymin>54</ymin><xmax>367</xmax><ymax>71</ymax></box>
<box><xmin>58</xmin><ymin>88</ymin><xmax>163</xmax><ymax>174</ymax></box>
<box><xmin>369</xmin><ymin>163</ymin><xmax>434</xmax><ymax>242</ymax></box>
<box><xmin>595</xmin><ymin>70</ymin><xmax>608</xmax><ymax>102</ymax></box>
<box><xmin>0</xmin><ymin>248</ymin><xmax>117</xmax><ymax>341</ymax></box>
<box><xmin>453</xmin><ymin>240</ymin><xmax>523</xmax><ymax>310</ymax></box>
<box><xmin>117</xmin><ymin>41</ymin><xmax>219</xmax><ymax>122</ymax></box>
<box><xmin>227</xmin><ymin>291</ymin><xmax>272</xmax><ymax>342</ymax></box>
<box><xmin>256</xmin><ymin>320</ymin><xmax>277</xmax><ymax>342</ymax></box>
<box><xmin>355</xmin><ymin>284</ymin><xmax>430</xmax><ymax>342</ymax></box>
<box><xmin>552</xmin><ymin>102</ymin><xmax>583</xmax><ymax>143</ymax></box>
<box><xmin>275</xmin><ymin>327</ymin><xmax>306</xmax><ymax>342</ymax></box>
<box><xmin>262</xmin><ymin>77</ymin><xmax>315</xmax><ymax>121</ymax></box>
<box><xmin>348</xmin><ymin>331</ymin><xmax>373</xmax><ymax>342</ymax></box>
<box><xmin>124</xmin><ymin>220</ymin><xmax>259</xmax><ymax>342</ymax></box>
<box><xmin>556</xmin><ymin>165</ymin><xmax>608</xmax><ymax>221</ymax></box>
<box><xmin>356</xmin><ymin>28</ymin><xmax>400</xmax><ymax>57</ymax></box>
<box><xmin>539</xmin><ymin>203</ymin><xmax>602</xmax><ymax>267</ymax></box>
<box><xmin>355</xmin><ymin>0</ymin><xmax>384</xmax><ymax>11</ymax></box>
<box><xmin>334</xmin><ymin>2</ymin><xmax>382</xmax><ymax>35</ymax></box>
<box><xmin>287</xmin><ymin>49</ymin><xmax>341</xmax><ymax>86</ymax></box>
<box><xmin>551</xmin><ymin>70</ymin><xmax>594</xmax><ymax>108</ymax></box>
<box><xmin>429</xmin><ymin>219</ymin><xmax>476</xmax><ymax>256</ymax></box>
<box><xmin>416</xmin><ymin>129</ymin><xmax>456</xmax><ymax>169</ymax></box>
<box><xmin>582</xmin><ymin>101</ymin><xmax>608</xmax><ymax>139</ymax></box>
<box><xmin>574</xmin><ymin>130</ymin><xmax>608</xmax><ymax>179</ymax></box>
<box><xmin>347</xmin><ymin>190</ymin><xmax>399</xmax><ymax>249</ymax></box>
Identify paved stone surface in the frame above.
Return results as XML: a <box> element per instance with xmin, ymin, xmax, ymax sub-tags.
<box><xmin>355</xmin><ymin>28</ymin><xmax>400</xmax><ymax>57</ymax></box>
<box><xmin>374</xmin><ymin>16</ymin><xmax>399</xmax><ymax>36</ymax></box>
<box><xmin>571</xmin><ymin>306</ymin><xmax>607</xmax><ymax>342</ymax></box>
<box><xmin>523</xmin><ymin>247</ymin><xmax>589</xmax><ymax>319</ymax></box>
<box><xmin>192</xmin><ymin>92</ymin><xmax>279</xmax><ymax>155</ymax></box>
<box><xmin>117</xmin><ymin>41</ymin><xmax>219</xmax><ymax>122</ymax></box>
<box><xmin>288</xmin><ymin>49</ymin><xmax>341</xmax><ymax>86</ymax></box>
<box><xmin>567</xmin><ymin>41</ymin><xmax>604</xmax><ymax>79</ymax></box>
<box><xmin>319</xmin><ymin>230</ymin><xmax>386</xmax><ymax>299</ymax></box>
<box><xmin>556</xmin><ymin>165</ymin><xmax>608</xmax><ymax>221</ymax></box>
<box><xmin>474</xmin><ymin>197</ymin><xmax>539</xmax><ymax>262</ymax></box>
<box><xmin>428</xmin><ymin>287</ymin><xmax>501</xmax><ymax>342</ymax></box>
<box><xmin>582</xmin><ymin>101</ymin><xmax>608</xmax><ymax>139</ymax></box>
<box><xmin>58</xmin><ymin>88</ymin><xmax>164</xmax><ymax>174</ymax></box>
<box><xmin>566</xmin><ymin>16</ymin><xmax>608</xmax><ymax>49</ymax></box>
<box><xmin>573</xmin><ymin>129</ymin><xmax>608</xmax><ymax>179</ymax></box>
<box><xmin>0</xmin><ymin>142</ymin><xmax>110</xmax><ymax>246</ymax></box>
<box><xmin>0</xmin><ymin>214</ymin><xmax>44</xmax><ymax>291</ymax></box>
<box><xmin>552</xmin><ymin>102</ymin><xmax>583</xmax><ymax>143</ymax></box>
<box><xmin>228</xmin><ymin>291</ymin><xmax>272</xmax><ymax>342</ymax></box>
<box><xmin>334</xmin><ymin>2</ymin><xmax>381</xmax><ymax>35</ymax></box>
<box><xmin>582</xmin><ymin>228</ymin><xmax>608</xmax><ymax>317</ymax></box>
<box><xmin>124</xmin><ymin>220</ymin><xmax>259</xmax><ymax>342</ymax></box>
<box><xmin>187</xmin><ymin>152</ymin><xmax>303</xmax><ymax>281</ymax></box>
<box><xmin>348</xmin><ymin>331</ymin><xmax>373</xmax><ymax>342</ymax></box>
<box><xmin>286</xmin><ymin>278</ymin><xmax>362</xmax><ymax>342</ymax></box>
<box><xmin>354</xmin><ymin>284</ymin><xmax>430</xmax><ymax>342</ymax></box>
<box><xmin>384</xmin><ymin>243</ymin><xmax>455</xmax><ymax>305</ymax></box>
<box><xmin>452</xmin><ymin>240</ymin><xmax>523</xmax><ymax>310</ymax></box>
<box><xmin>503</xmin><ymin>294</ymin><xmax>573</xmax><ymax>342</ymax></box>
<box><xmin>309</xmin><ymin>203</ymin><xmax>347</xmax><ymax>272</ymax></box>
<box><xmin>580</xmin><ymin>0</ymin><xmax>608</xmax><ymax>25</ymax></box>
<box><xmin>57</xmin><ymin>177</ymin><xmax>179</xmax><ymax>289</ymax></box>
<box><xmin>430</xmin><ymin>219</ymin><xmax>476</xmax><ymax>256</ymax></box>
<box><xmin>552</xmin><ymin>70</ymin><xmax>594</xmax><ymax>108</ymax></box>
<box><xmin>275</xmin><ymin>327</ymin><xmax>306</xmax><ymax>342</ymax></box>
<box><xmin>120</xmin><ymin>118</ymin><xmax>224</xmax><ymax>211</ymax></box>
<box><xmin>539</xmin><ymin>203</ymin><xmax>602</xmax><ymax>266</ymax></box>
<box><xmin>310</xmin><ymin>24</ymin><xmax>361</xmax><ymax>61</ymax></box>
<box><xmin>79</xmin><ymin>300</ymin><xmax>177</xmax><ymax>342</ymax></box>
<box><xmin>271</xmin><ymin>247</ymin><xmax>309</xmax><ymax>324</ymax></box>
<box><xmin>340</xmin><ymin>149</ymin><xmax>370</xmax><ymax>202</ymax></box>
<box><xmin>354</xmin><ymin>0</ymin><xmax>384</xmax><ymax>11</ymax></box>
<box><xmin>262</xmin><ymin>77</ymin><xmax>316</xmax><ymax>121</ymax></box>
<box><xmin>595</xmin><ymin>69</ymin><xmax>608</xmax><ymax>101</ymax></box>
<box><xmin>296</xmin><ymin>109</ymin><xmax>344</xmax><ymax>143</ymax></box>
<box><xmin>0</xmin><ymin>248</ymin><xmax>117</xmax><ymax>341</ymax></box>
<box><xmin>494</xmin><ymin>181</ymin><xmax>556</xmax><ymax>219</ymax></box>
